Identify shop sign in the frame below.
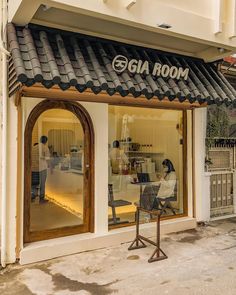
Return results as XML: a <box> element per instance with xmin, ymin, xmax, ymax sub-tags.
<box><xmin>112</xmin><ymin>55</ymin><xmax>189</xmax><ymax>80</ymax></box>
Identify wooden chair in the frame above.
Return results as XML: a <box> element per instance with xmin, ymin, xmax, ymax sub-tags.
<box><xmin>157</xmin><ymin>182</ymin><xmax>177</xmax><ymax>215</ymax></box>
<box><xmin>134</xmin><ymin>184</ymin><xmax>160</xmax><ymax>221</ymax></box>
<box><xmin>108</xmin><ymin>184</ymin><xmax>132</xmax><ymax>225</ymax></box>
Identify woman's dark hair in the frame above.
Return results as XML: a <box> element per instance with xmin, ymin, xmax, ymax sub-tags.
<box><xmin>162</xmin><ymin>159</ymin><xmax>175</xmax><ymax>173</ymax></box>
<box><xmin>113</xmin><ymin>140</ymin><xmax>120</xmax><ymax>148</ymax></box>
<box><xmin>40</xmin><ymin>135</ymin><xmax>48</xmax><ymax>144</ymax></box>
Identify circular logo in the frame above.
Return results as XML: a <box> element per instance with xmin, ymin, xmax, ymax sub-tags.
<box><xmin>112</xmin><ymin>55</ymin><xmax>128</xmax><ymax>73</ymax></box>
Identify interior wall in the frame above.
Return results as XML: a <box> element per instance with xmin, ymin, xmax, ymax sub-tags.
<box><xmin>109</xmin><ymin>107</ymin><xmax>182</xmax><ymax>162</ymax></box>
<box><xmin>38</xmin><ymin>109</ymin><xmax>84</xmax><ymax>144</ymax></box>
<box><xmin>108</xmin><ymin>106</ymin><xmax>184</xmax><ymax>201</ymax></box>
<box><xmin>41</xmin><ymin>120</ymin><xmax>84</xmax><ymax>155</ymax></box>
<box><xmin>128</xmin><ymin>119</ymin><xmax>181</xmax><ymax>169</ymax></box>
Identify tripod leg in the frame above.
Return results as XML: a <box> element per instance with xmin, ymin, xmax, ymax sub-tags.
<box><xmin>148</xmin><ymin>213</ymin><xmax>167</xmax><ymax>263</ymax></box>
<box><xmin>157</xmin><ymin>213</ymin><xmax>160</xmax><ymax>258</ymax></box>
<box><xmin>128</xmin><ymin>208</ymin><xmax>146</xmax><ymax>250</ymax></box>
<box><xmin>135</xmin><ymin>209</ymin><xmax>139</xmax><ymax>247</ymax></box>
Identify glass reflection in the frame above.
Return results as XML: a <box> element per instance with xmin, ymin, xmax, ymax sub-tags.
<box><xmin>30</xmin><ymin>109</ymin><xmax>84</xmax><ymax>232</ymax></box>
<box><xmin>108</xmin><ymin>106</ymin><xmax>184</xmax><ymax>226</ymax></box>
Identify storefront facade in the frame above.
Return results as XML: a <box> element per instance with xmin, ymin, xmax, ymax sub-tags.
<box><xmin>1</xmin><ymin>20</ymin><xmax>234</xmax><ymax>266</ymax></box>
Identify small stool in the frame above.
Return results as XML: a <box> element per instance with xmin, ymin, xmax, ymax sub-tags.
<box><xmin>128</xmin><ymin>207</ymin><xmax>168</xmax><ymax>263</ymax></box>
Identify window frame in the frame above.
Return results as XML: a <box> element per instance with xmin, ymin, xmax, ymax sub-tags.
<box><xmin>108</xmin><ymin>104</ymin><xmax>188</xmax><ymax>230</ymax></box>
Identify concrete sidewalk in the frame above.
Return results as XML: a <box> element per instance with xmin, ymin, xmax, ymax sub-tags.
<box><xmin>1</xmin><ymin>218</ymin><xmax>236</xmax><ymax>295</ymax></box>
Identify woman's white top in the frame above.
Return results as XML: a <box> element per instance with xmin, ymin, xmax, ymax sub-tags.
<box><xmin>157</xmin><ymin>171</ymin><xmax>177</xmax><ymax>199</ymax></box>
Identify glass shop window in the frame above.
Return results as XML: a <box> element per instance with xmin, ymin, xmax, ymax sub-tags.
<box><xmin>108</xmin><ymin>106</ymin><xmax>185</xmax><ymax>227</ymax></box>
<box><xmin>30</xmin><ymin>109</ymin><xmax>85</xmax><ymax>232</ymax></box>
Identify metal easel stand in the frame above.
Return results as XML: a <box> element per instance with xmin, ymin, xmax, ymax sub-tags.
<box><xmin>128</xmin><ymin>207</ymin><xmax>168</xmax><ymax>263</ymax></box>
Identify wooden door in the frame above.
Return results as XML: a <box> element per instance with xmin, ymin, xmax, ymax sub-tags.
<box><xmin>24</xmin><ymin>100</ymin><xmax>94</xmax><ymax>242</ymax></box>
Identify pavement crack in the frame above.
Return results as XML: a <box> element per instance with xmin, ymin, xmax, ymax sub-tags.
<box><xmin>220</xmin><ymin>244</ymin><xmax>236</xmax><ymax>251</ymax></box>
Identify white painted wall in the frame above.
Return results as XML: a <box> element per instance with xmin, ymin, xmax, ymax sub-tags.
<box><xmin>0</xmin><ymin>118</ymin><xmax>1</xmax><ymax>231</ymax></box>
<box><xmin>233</xmin><ymin>172</ymin><xmax>236</xmax><ymax>214</ymax></box>
<box><xmin>80</xmin><ymin>102</ymin><xmax>108</xmax><ymax>234</ymax></box>
<box><xmin>8</xmin><ymin>0</ymin><xmax>236</xmax><ymax>60</ymax></box>
<box><xmin>187</xmin><ymin>110</ymin><xmax>193</xmax><ymax>218</ymax></box>
<box><xmin>3</xmin><ymin>95</ymin><xmax>18</xmax><ymax>263</ymax></box>
<box><xmin>193</xmin><ymin>107</ymin><xmax>211</xmax><ymax>222</ymax></box>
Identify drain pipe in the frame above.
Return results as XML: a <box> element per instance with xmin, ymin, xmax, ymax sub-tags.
<box><xmin>1</xmin><ymin>0</ymin><xmax>10</xmax><ymax>268</ymax></box>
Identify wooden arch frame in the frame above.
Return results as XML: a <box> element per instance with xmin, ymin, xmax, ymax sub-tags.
<box><xmin>24</xmin><ymin>100</ymin><xmax>94</xmax><ymax>243</ymax></box>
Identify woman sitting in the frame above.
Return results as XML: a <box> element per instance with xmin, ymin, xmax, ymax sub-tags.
<box><xmin>156</xmin><ymin>159</ymin><xmax>177</xmax><ymax>214</ymax></box>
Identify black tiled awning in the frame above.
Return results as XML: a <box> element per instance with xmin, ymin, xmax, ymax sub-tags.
<box><xmin>7</xmin><ymin>23</ymin><xmax>236</xmax><ymax>106</ymax></box>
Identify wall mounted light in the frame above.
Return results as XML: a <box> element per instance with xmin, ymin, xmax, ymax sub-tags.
<box><xmin>157</xmin><ymin>23</ymin><xmax>172</xmax><ymax>29</ymax></box>
<box><xmin>218</xmin><ymin>47</ymin><xmax>225</xmax><ymax>53</ymax></box>
<box><xmin>42</xmin><ymin>5</ymin><xmax>51</xmax><ymax>11</ymax></box>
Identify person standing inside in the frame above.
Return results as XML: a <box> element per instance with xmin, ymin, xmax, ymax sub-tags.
<box><xmin>31</xmin><ymin>142</ymin><xmax>40</xmax><ymax>202</ymax></box>
<box><xmin>109</xmin><ymin>140</ymin><xmax>129</xmax><ymax>174</ymax></box>
<box><xmin>31</xmin><ymin>135</ymin><xmax>50</xmax><ymax>203</ymax></box>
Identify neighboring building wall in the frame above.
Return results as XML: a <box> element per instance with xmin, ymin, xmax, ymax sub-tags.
<box><xmin>205</xmin><ymin>97</ymin><xmax>236</xmax><ymax>219</ymax></box>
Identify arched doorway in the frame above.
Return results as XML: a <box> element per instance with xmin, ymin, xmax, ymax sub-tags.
<box><xmin>24</xmin><ymin>100</ymin><xmax>94</xmax><ymax>243</ymax></box>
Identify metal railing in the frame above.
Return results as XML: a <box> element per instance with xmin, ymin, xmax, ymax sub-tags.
<box><xmin>210</xmin><ymin>171</ymin><xmax>234</xmax><ymax>217</ymax></box>
<box><xmin>206</xmin><ymin>140</ymin><xmax>235</xmax><ymax>217</ymax></box>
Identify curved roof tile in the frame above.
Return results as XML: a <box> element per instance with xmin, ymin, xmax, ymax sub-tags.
<box><xmin>7</xmin><ymin>23</ymin><xmax>236</xmax><ymax>106</ymax></box>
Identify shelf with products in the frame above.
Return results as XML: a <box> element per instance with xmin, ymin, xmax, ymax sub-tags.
<box><xmin>124</xmin><ymin>152</ymin><xmax>165</xmax><ymax>176</ymax></box>
<box><xmin>125</xmin><ymin>151</ymin><xmax>164</xmax><ymax>154</ymax></box>
<box><xmin>119</xmin><ymin>140</ymin><xmax>163</xmax><ymax>154</ymax></box>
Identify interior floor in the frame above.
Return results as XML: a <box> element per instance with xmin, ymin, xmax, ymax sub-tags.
<box><xmin>30</xmin><ymin>183</ymin><xmax>182</xmax><ymax>231</ymax></box>
<box><xmin>45</xmin><ymin>189</ymin><xmax>83</xmax><ymax>218</ymax></box>
<box><xmin>30</xmin><ymin>198</ymin><xmax>83</xmax><ymax>231</ymax></box>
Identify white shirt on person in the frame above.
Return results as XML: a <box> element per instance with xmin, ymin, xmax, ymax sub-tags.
<box><xmin>157</xmin><ymin>171</ymin><xmax>177</xmax><ymax>199</ymax></box>
<box><xmin>32</xmin><ymin>143</ymin><xmax>50</xmax><ymax>172</ymax></box>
